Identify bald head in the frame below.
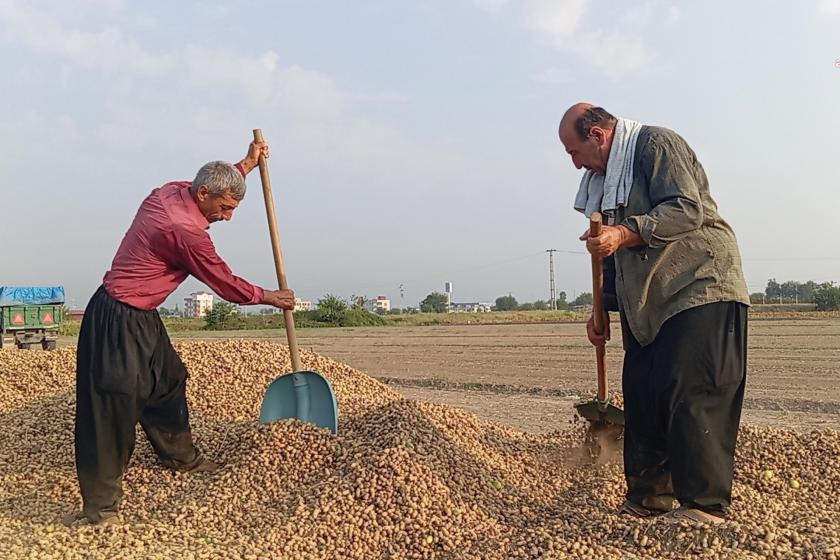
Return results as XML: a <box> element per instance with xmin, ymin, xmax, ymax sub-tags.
<box><xmin>559</xmin><ymin>103</ymin><xmax>616</xmax><ymax>142</ymax></box>
<box><xmin>558</xmin><ymin>103</ymin><xmax>594</xmax><ymax>141</ymax></box>
<box><xmin>558</xmin><ymin>103</ymin><xmax>617</xmax><ymax>174</ymax></box>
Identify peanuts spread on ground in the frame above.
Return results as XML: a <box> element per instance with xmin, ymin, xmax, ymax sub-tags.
<box><xmin>1</xmin><ymin>341</ymin><xmax>838</xmax><ymax>559</ymax></box>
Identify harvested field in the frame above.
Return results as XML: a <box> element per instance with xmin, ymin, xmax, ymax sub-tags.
<box><xmin>163</xmin><ymin>318</ymin><xmax>840</xmax><ymax>431</ymax></box>
<box><xmin>1</xmin><ymin>340</ymin><xmax>839</xmax><ymax>559</ymax></box>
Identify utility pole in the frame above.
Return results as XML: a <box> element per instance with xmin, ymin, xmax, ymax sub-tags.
<box><xmin>546</xmin><ymin>249</ymin><xmax>558</xmax><ymax>310</ymax></box>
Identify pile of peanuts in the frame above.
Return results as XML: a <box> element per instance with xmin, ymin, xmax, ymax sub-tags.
<box><xmin>0</xmin><ymin>340</ymin><xmax>837</xmax><ymax>559</ymax></box>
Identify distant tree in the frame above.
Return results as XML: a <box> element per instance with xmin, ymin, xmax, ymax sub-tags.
<box><xmin>532</xmin><ymin>300</ymin><xmax>549</xmax><ymax>311</ymax></box>
<box><xmin>420</xmin><ymin>292</ymin><xmax>449</xmax><ymax>313</ymax></box>
<box><xmin>765</xmin><ymin>278</ymin><xmax>781</xmax><ymax>302</ymax></box>
<box><xmin>749</xmin><ymin>292</ymin><xmax>766</xmax><ymax>305</ymax></box>
<box><xmin>519</xmin><ymin>302</ymin><xmax>535</xmax><ymax>311</ymax></box>
<box><xmin>204</xmin><ymin>301</ymin><xmax>237</xmax><ymax>330</ymax></box>
<box><xmin>781</xmin><ymin>281</ymin><xmax>800</xmax><ymax>303</ymax></box>
<box><xmin>800</xmin><ymin>281</ymin><xmax>818</xmax><ymax>303</ymax></box>
<box><xmin>814</xmin><ymin>283</ymin><xmax>840</xmax><ymax>311</ymax></box>
<box><xmin>556</xmin><ymin>291</ymin><xmax>571</xmax><ymax>310</ymax></box>
<box><xmin>495</xmin><ymin>295</ymin><xmax>518</xmax><ymax>311</ymax></box>
<box><xmin>350</xmin><ymin>294</ymin><xmax>369</xmax><ymax>311</ymax></box>
<box><xmin>316</xmin><ymin>294</ymin><xmax>348</xmax><ymax>323</ymax></box>
<box><xmin>571</xmin><ymin>292</ymin><xmax>593</xmax><ymax>307</ymax></box>
<box><xmin>173</xmin><ymin>304</ymin><xmax>181</xmax><ymax>317</ymax></box>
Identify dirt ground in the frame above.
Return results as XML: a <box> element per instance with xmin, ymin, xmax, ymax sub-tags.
<box><xmin>158</xmin><ymin>317</ymin><xmax>840</xmax><ymax>433</ymax></box>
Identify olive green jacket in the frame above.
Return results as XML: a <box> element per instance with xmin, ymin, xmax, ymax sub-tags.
<box><xmin>608</xmin><ymin>126</ymin><xmax>750</xmax><ymax>347</ymax></box>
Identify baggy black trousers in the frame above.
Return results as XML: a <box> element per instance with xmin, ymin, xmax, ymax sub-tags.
<box><xmin>621</xmin><ymin>301</ymin><xmax>747</xmax><ymax>513</ymax></box>
<box><xmin>74</xmin><ymin>286</ymin><xmax>203</xmax><ymax>521</ymax></box>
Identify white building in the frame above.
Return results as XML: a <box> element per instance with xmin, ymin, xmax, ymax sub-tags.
<box><xmin>365</xmin><ymin>295</ymin><xmax>391</xmax><ymax>313</ymax></box>
<box><xmin>184</xmin><ymin>291</ymin><xmax>214</xmax><ymax>318</ymax></box>
<box><xmin>450</xmin><ymin>302</ymin><xmax>492</xmax><ymax>313</ymax></box>
<box><xmin>294</xmin><ymin>298</ymin><xmax>313</xmax><ymax>312</ymax></box>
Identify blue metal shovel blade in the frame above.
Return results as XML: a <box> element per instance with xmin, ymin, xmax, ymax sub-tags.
<box><xmin>259</xmin><ymin>371</ymin><xmax>339</xmax><ymax>434</ymax></box>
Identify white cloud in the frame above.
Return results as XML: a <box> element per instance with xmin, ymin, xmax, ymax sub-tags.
<box><xmin>821</xmin><ymin>0</ymin><xmax>840</xmax><ymax>14</ymax></box>
<box><xmin>524</xmin><ymin>0</ymin><xmax>586</xmax><ymax>39</ymax></box>
<box><xmin>474</xmin><ymin>0</ymin><xmax>650</xmax><ymax>75</ymax></box>
<box><xmin>0</xmin><ymin>0</ymin><xmax>468</xmax><ymax>242</ymax></box>
<box><xmin>528</xmin><ymin>0</ymin><xmax>650</xmax><ymax>74</ymax></box>
<box><xmin>0</xmin><ymin>2</ymin><xmax>158</xmax><ymax>73</ymax></box>
<box><xmin>0</xmin><ymin>0</ymin><xmax>423</xmax><ymax>168</ymax></box>
<box><xmin>570</xmin><ymin>30</ymin><xmax>648</xmax><ymax>75</ymax></box>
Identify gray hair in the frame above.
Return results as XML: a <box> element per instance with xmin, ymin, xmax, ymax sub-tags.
<box><xmin>574</xmin><ymin>106</ymin><xmax>617</xmax><ymax>140</ymax></box>
<box><xmin>190</xmin><ymin>161</ymin><xmax>246</xmax><ymax>201</ymax></box>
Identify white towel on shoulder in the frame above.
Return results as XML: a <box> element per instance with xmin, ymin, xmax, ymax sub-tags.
<box><xmin>573</xmin><ymin>117</ymin><xmax>643</xmax><ymax>219</ymax></box>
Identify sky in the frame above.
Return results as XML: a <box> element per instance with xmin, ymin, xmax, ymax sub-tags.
<box><xmin>1</xmin><ymin>0</ymin><xmax>839</xmax><ymax>310</ymax></box>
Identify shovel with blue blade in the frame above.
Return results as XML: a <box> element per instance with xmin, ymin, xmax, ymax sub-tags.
<box><xmin>253</xmin><ymin>129</ymin><xmax>339</xmax><ymax>434</ymax></box>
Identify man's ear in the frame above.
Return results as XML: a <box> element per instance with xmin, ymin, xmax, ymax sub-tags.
<box><xmin>589</xmin><ymin>127</ymin><xmax>606</xmax><ymax>146</ymax></box>
<box><xmin>195</xmin><ymin>184</ymin><xmax>209</xmax><ymax>202</ymax></box>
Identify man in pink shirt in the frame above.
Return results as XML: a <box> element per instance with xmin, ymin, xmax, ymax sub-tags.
<box><xmin>63</xmin><ymin>141</ymin><xmax>295</xmax><ymax>526</ymax></box>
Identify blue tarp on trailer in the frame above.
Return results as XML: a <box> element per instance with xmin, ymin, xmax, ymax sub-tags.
<box><xmin>0</xmin><ymin>286</ymin><xmax>65</xmax><ymax>306</ymax></box>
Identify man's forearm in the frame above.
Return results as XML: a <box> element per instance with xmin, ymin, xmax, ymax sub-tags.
<box><xmin>617</xmin><ymin>225</ymin><xmax>645</xmax><ymax>249</ymax></box>
<box><xmin>235</xmin><ymin>159</ymin><xmax>256</xmax><ymax>176</ymax></box>
<box><xmin>236</xmin><ymin>140</ymin><xmax>269</xmax><ymax>176</ymax></box>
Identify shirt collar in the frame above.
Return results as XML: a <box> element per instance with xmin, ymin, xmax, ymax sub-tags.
<box><xmin>178</xmin><ymin>183</ymin><xmax>210</xmax><ymax>230</ymax></box>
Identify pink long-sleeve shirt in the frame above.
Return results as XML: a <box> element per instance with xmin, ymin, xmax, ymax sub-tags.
<box><xmin>103</xmin><ymin>171</ymin><xmax>264</xmax><ymax>310</ymax></box>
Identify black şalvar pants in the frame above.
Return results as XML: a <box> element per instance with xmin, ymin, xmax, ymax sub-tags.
<box><xmin>621</xmin><ymin>301</ymin><xmax>747</xmax><ymax>514</ymax></box>
<box><xmin>74</xmin><ymin>286</ymin><xmax>203</xmax><ymax>521</ymax></box>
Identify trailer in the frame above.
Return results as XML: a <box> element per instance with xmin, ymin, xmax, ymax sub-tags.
<box><xmin>0</xmin><ymin>286</ymin><xmax>65</xmax><ymax>350</ymax></box>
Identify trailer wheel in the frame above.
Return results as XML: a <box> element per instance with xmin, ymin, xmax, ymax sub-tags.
<box><xmin>42</xmin><ymin>340</ymin><xmax>57</xmax><ymax>351</ymax></box>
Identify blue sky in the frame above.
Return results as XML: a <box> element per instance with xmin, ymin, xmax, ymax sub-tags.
<box><xmin>1</xmin><ymin>0</ymin><xmax>839</xmax><ymax>309</ymax></box>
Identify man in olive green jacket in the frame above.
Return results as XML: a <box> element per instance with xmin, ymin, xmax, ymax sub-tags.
<box><xmin>559</xmin><ymin>103</ymin><xmax>750</xmax><ymax>525</ymax></box>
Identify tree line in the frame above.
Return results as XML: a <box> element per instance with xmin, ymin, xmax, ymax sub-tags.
<box><xmin>158</xmin><ymin>277</ymin><xmax>840</xmax><ymax>325</ymax></box>
<box><xmin>751</xmin><ymin>279</ymin><xmax>840</xmax><ymax>310</ymax></box>
<box><xmin>202</xmin><ymin>294</ymin><xmax>388</xmax><ymax>330</ymax></box>
<box><xmin>418</xmin><ymin>291</ymin><xmax>594</xmax><ymax>313</ymax></box>
<box><xmin>419</xmin><ymin>278</ymin><xmax>840</xmax><ymax>313</ymax></box>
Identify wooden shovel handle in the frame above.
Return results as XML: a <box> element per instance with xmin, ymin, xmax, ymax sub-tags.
<box><xmin>254</xmin><ymin>129</ymin><xmax>302</xmax><ymax>372</ymax></box>
<box><xmin>589</xmin><ymin>212</ymin><xmax>608</xmax><ymax>403</ymax></box>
